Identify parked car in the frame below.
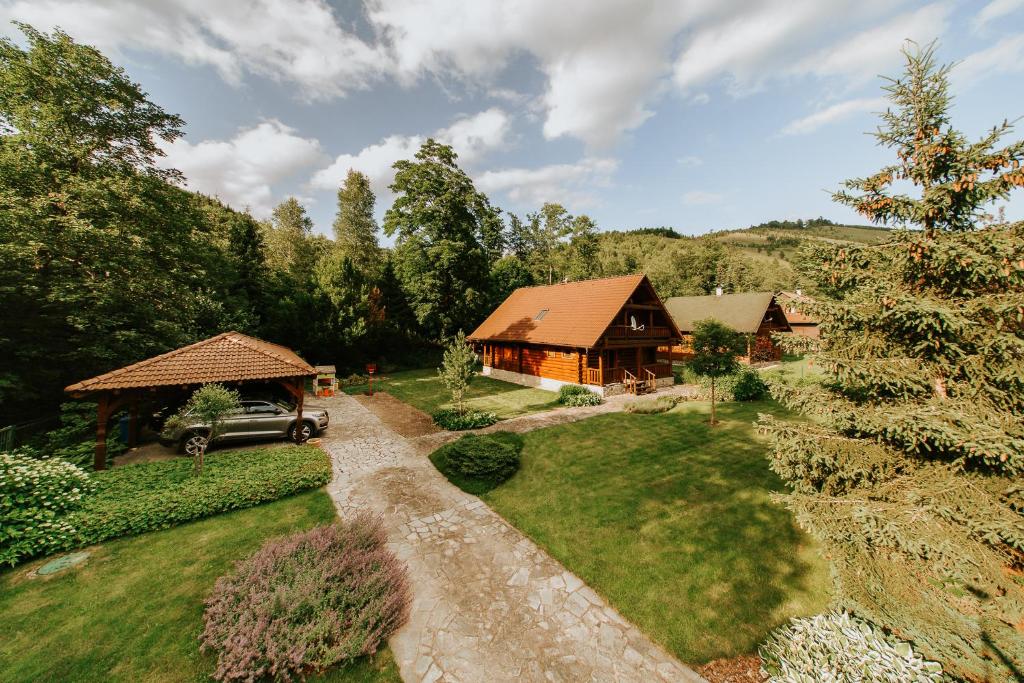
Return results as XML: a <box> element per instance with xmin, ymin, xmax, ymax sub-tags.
<box><xmin>159</xmin><ymin>399</ymin><xmax>329</xmax><ymax>455</ymax></box>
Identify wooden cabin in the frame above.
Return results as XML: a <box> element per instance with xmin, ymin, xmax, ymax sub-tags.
<box><xmin>468</xmin><ymin>274</ymin><xmax>682</xmax><ymax>396</ymax></box>
<box><xmin>776</xmin><ymin>290</ymin><xmax>820</xmax><ymax>338</ymax></box>
<box><xmin>661</xmin><ymin>291</ymin><xmax>791</xmax><ymax>363</ymax></box>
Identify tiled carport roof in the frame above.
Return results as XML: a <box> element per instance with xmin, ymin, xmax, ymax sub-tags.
<box><xmin>65</xmin><ymin>331</ymin><xmax>314</xmax><ymax>394</ymax></box>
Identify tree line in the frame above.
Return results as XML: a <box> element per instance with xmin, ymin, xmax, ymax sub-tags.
<box><xmin>0</xmin><ymin>24</ymin><xmax>797</xmax><ymax>425</ymax></box>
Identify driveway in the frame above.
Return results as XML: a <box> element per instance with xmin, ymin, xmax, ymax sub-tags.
<box><xmin>315</xmin><ymin>393</ymin><xmax>704</xmax><ymax>683</ymax></box>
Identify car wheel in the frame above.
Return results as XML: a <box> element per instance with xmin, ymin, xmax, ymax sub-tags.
<box><xmin>288</xmin><ymin>421</ymin><xmax>314</xmax><ymax>443</ymax></box>
<box><xmin>182</xmin><ymin>432</ymin><xmax>209</xmax><ymax>456</ymax></box>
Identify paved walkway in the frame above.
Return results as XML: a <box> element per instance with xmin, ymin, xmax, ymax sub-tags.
<box><xmin>316</xmin><ymin>393</ymin><xmax>704</xmax><ymax>683</ymax></box>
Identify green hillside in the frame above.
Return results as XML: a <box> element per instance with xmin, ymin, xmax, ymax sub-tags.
<box><xmin>595</xmin><ymin>219</ymin><xmax>892</xmax><ymax>296</ymax></box>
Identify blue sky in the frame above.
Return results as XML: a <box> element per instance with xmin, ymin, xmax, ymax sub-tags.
<box><xmin>2</xmin><ymin>0</ymin><xmax>1023</xmax><ymax>239</ymax></box>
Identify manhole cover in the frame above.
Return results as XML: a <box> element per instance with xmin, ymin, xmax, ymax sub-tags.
<box><xmin>36</xmin><ymin>551</ymin><xmax>90</xmax><ymax>576</ymax></box>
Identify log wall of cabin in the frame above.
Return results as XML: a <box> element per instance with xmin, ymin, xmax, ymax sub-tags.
<box><xmin>485</xmin><ymin>342</ymin><xmax>581</xmax><ymax>383</ymax></box>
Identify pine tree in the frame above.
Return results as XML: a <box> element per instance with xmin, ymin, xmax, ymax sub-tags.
<box><xmin>761</xmin><ymin>43</ymin><xmax>1024</xmax><ymax>681</ymax></box>
<box><xmin>332</xmin><ymin>169</ymin><xmax>382</xmax><ymax>277</ymax></box>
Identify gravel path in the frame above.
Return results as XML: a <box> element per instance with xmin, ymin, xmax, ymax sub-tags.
<box><xmin>316</xmin><ymin>392</ymin><xmax>704</xmax><ymax>683</ymax></box>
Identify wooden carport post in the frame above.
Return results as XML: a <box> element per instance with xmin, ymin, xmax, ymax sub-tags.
<box><xmin>94</xmin><ymin>393</ymin><xmax>110</xmax><ymax>471</ymax></box>
<box><xmin>293</xmin><ymin>376</ymin><xmax>305</xmax><ymax>444</ymax></box>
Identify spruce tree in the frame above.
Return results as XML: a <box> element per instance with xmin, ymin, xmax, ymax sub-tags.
<box><xmin>332</xmin><ymin>169</ymin><xmax>382</xmax><ymax>277</ymax></box>
<box><xmin>761</xmin><ymin>44</ymin><xmax>1024</xmax><ymax>681</ymax></box>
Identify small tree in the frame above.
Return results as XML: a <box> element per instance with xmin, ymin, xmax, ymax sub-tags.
<box><xmin>164</xmin><ymin>383</ymin><xmax>241</xmax><ymax>474</ymax></box>
<box><xmin>689</xmin><ymin>319</ymin><xmax>745</xmax><ymax>425</ymax></box>
<box><xmin>438</xmin><ymin>331</ymin><xmax>477</xmax><ymax>414</ymax></box>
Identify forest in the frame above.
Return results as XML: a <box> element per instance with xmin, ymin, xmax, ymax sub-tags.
<box><xmin>0</xmin><ymin>25</ymin><xmax>806</xmax><ymax>426</ymax></box>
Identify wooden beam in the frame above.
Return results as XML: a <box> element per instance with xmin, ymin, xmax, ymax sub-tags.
<box><xmin>94</xmin><ymin>393</ymin><xmax>110</xmax><ymax>471</ymax></box>
<box><xmin>293</xmin><ymin>377</ymin><xmax>305</xmax><ymax>444</ymax></box>
<box><xmin>598</xmin><ymin>351</ymin><xmax>604</xmax><ymax>386</ymax></box>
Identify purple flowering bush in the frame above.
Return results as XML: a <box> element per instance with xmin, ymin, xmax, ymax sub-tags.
<box><xmin>200</xmin><ymin>514</ymin><xmax>410</xmax><ymax>682</ymax></box>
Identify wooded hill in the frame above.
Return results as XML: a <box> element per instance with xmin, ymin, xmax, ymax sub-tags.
<box><xmin>596</xmin><ymin>219</ymin><xmax>890</xmax><ymax>298</ymax></box>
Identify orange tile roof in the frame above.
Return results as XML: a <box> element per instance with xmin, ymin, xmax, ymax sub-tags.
<box><xmin>65</xmin><ymin>331</ymin><xmax>315</xmax><ymax>394</ymax></box>
<box><xmin>468</xmin><ymin>274</ymin><xmax>675</xmax><ymax>348</ymax></box>
<box><xmin>776</xmin><ymin>290</ymin><xmax>819</xmax><ymax>325</ymax></box>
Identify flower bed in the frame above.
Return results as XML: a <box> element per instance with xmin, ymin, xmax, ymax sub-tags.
<box><xmin>201</xmin><ymin>515</ymin><xmax>410</xmax><ymax>682</ymax></box>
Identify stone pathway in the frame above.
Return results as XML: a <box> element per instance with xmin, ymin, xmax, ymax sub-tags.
<box><xmin>412</xmin><ymin>383</ymin><xmax>699</xmax><ymax>451</ymax></box>
<box><xmin>316</xmin><ymin>393</ymin><xmax>704</xmax><ymax>683</ymax></box>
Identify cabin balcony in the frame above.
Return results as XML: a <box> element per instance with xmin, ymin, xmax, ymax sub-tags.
<box><xmin>584</xmin><ymin>362</ymin><xmax>673</xmax><ymax>386</ymax></box>
<box><xmin>604</xmin><ymin>324</ymin><xmax>672</xmax><ymax>339</ymax></box>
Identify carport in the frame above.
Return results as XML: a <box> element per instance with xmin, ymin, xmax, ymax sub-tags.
<box><xmin>65</xmin><ymin>331</ymin><xmax>315</xmax><ymax>470</ymax></box>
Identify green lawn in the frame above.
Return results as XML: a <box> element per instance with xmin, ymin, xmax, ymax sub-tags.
<box><xmin>0</xmin><ymin>490</ymin><xmax>401</xmax><ymax>683</ymax></box>
<box><xmin>474</xmin><ymin>400</ymin><xmax>831</xmax><ymax>664</ymax></box>
<box><xmin>346</xmin><ymin>367</ymin><xmax>560</xmax><ymax>419</ymax></box>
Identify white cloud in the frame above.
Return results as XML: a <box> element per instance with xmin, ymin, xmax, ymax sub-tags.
<box><xmin>310</xmin><ymin>108</ymin><xmax>511</xmax><ymax>197</ymax></box>
<box><xmin>973</xmin><ymin>0</ymin><xmax>1024</xmax><ymax>31</ymax></box>
<box><xmin>781</xmin><ymin>97</ymin><xmax>888</xmax><ymax>135</ymax></box>
<box><xmin>954</xmin><ymin>34</ymin><xmax>1024</xmax><ymax>87</ymax></box>
<box><xmin>678</xmin><ymin>155</ymin><xmax>703</xmax><ymax>166</ymax></box>
<box><xmin>0</xmin><ymin>0</ymin><xmax>390</xmax><ymax>99</ymax></box>
<box><xmin>791</xmin><ymin>3</ymin><xmax>951</xmax><ymax>86</ymax></box>
<box><xmin>160</xmin><ymin>120</ymin><xmax>322</xmax><ymax>215</ymax></box>
<box><xmin>476</xmin><ymin>158</ymin><xmax>618</xmax><ymax>208</ymax></box>
<box><xmin>681</xmin><ymin>190</ymin><xmax>725</xmax><ymax>205</ymax></box>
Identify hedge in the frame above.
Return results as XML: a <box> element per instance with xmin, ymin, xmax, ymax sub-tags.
<box><xmin>3</xmin><ymin>445</ymin><xmax>331</xmax><ymax>566</ymax></box>
<box><xmin>558</xmin><ymin>385</ymin><xmax>603</xmax><ymax>407</ymax></box>
<box><xmin>432</xmin><ymin>408</ymin><xmax>498</xmax><ymax>430</ymax></box>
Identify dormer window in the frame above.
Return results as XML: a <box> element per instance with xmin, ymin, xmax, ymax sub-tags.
<box><xmin>535</xmin><ymin>309</ymin><xmax>549</xmax><ymax>321</ymax></box>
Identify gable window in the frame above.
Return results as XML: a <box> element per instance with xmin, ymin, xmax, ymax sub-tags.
<box><xmin>535</xmin><ymin>309</ymin><xmax>549</xmax><ymax>321</ymax></box>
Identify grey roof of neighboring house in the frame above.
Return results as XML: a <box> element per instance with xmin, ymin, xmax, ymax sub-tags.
<box><xmin>663</xmin><ymin>292</ymin><xmax>779</xmax><ymax>334</ymax></box>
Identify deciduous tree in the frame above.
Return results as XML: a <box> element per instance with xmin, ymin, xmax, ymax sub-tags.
<box><xmin>689</xmin><ymin>319</ymin><xmax>745</xmax><ymax>425</ymax></box>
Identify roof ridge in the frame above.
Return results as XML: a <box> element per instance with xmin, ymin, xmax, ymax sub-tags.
<box><xmin>224</xmin><ymin>332</ymin><xmax>312</xmax><ymax>373</ymax></box>
<box><xmin>513</xmin><ymin>272</ymin><xmax>644</xmax><ymax>291</ymax></box>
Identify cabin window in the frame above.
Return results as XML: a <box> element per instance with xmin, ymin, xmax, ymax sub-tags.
<box><xmin>562</xmin><ymin>351</ymin><xmax>572</xmax><ymax>359</ymax></box>
<box><xmin>535</xmin><ymin>309</ymin><xmax>549</xmax><ymax>321</ymax></box>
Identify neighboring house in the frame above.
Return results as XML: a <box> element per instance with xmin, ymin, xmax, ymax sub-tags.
<box><xmin>776</xmin><ymin>289</ymin><xmax>820</xmax><ymax>338</ymax></box>
<box><xmin>661</xmin><ymin>290</ymin><xmax>792</xmax><ymax>363</ymax></box>
<box><xmin>468</xmin><ymin>274</ymin><xmax>682</xmax><ymax>396</ymax></box>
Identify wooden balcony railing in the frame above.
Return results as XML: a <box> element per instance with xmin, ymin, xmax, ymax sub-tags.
<box><xmin>605</xmin><ymin>325</ymin><xmax>672</xmax><ymax>339</ymax></box>
<box><xmin>583</xmin><ymin>363</ymin><xmax>672</xmax><ymax>386</ymax></box>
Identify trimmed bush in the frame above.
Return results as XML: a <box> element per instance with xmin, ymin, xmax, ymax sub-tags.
<box><xmin>678</xmin><ymin>365</ymin><xmax>769</xmax><ymax>402</ymax></box>
<box><xmin>66</xmin><ymin>446</ymin><xmax>331</xmax><ymax>549</ymax></box>
<box><xmin>432</xmin><ymin>408</ymin><xmax>498</xmax><ymax>430</ymax></box>
<box><xmin>732</xmin><ymin>369</ymin><xmax>769</xmax><ymax>401</ymax></box>
<box><xmin>201</xmin><ymin>515</ymin><xmax>410</xmax><ymax>682</ymax></box>
<box><xmin>760</xmin><ymin>611</ymin><xmax>943</xmax><ymax>682</ymax></box>
<box><xmin>624</xmin><ymin>396</ymin><xmax>680</xmax><ymax>414</ymax></box>
<box><xmin>558</xmin><ymin>384</ymin><xmax>603</xmax><ymax>407</ymax></box>
<box><xmin>1</xmin><ymin>452</ymin><xmax>94</xmax><ymax>566</ymax></box>
<box><xmin>430</xmin><ymin>432</ymin><xmax>523</xmax><ymax>494</ymax></box>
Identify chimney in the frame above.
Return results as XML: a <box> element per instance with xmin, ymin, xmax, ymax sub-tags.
<box><xmin>715</xmin><ymin>286</ymin><xmax>723</xmax><ymax>296</ymax></box>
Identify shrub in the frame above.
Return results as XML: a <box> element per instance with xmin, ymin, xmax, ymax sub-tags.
<box><xmin>558</xmin><ymin>384</ymin><xmax>603</xmax><ymax>407</ymax></box>
<box><xmin>201</xmin><ymin>515</ymin><xmax>410</xmax><ymax>682</ymax></box>
<box><xmin>731</xmin><ymin>369</ymin><xmax>769</xmax><ymax>401</ymax></box>
<box><xmin>0</xmin><ymin>452</ymin><xmax>94</xmax><ymax>565</ymax></box>
<box><xmin>430</xmin><ymin>433</ymin><xmax>523</xmax><ymax>494</ymax></box>
<box><xmin>760</xmin><ymin>611</ymin><xmax>943</xmax><ymax>682</ymax></box>
<box><xmin>624</xmin><ymin>396</ymin><xmax>680</xmax><ymax>414</ymax></box>
<box><xmin>432</xmin><ymin>408</ymin><xmax>498</xmax><ymax>430</ymax></box>
<box><xmin>64</xmin><ymin>446</ymin><xmax>330</xmax><ymax>549</ymax></box>
<box><xmin>25</xmin><ymin>401</ymin><xmax>126</xmax><ymax>469</ymax></box>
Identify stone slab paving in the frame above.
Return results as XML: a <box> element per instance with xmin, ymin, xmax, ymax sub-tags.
<box><xmin>411</xmin><ymin>383</ymin><xmax>699</xmax><ymax>452</ymax></box>
<box><xmin>316</xmin><ymin>392</ymin><xmax>705</xmax><ymax>683</ymax></box>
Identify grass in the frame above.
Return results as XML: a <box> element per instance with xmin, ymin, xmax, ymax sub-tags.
<box><xmin>344</xmin><ymin>367</ymin><xmax>560</xmax><ymax>419</ymax></box>
<box><xmin>762</xmin><ymin>354</ymin><xmax>825</xmax><ymax>386</ymax></box>
<box><xmin>470</xmin><ymin>400</ymin><xmax>831</xmax><ymax>665</ymax></box>
<box><xmin>0</xmin><ymin>490</ymin><xmax>401</xmax><ymax>683</ymax></box>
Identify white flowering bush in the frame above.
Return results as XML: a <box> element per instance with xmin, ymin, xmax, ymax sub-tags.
<box><xmin>0</xmin><ymin>451</ymin><xmax>94</xmax><ymax>566</ymax></box>
<box><xmin>760</xmin><ymin>611</ymin><xmax>943</xmax><ymax>683</ymax></box>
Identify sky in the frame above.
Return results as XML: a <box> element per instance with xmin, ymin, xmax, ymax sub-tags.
<box><xmin>2</xmin><ymin>0</ymin><xmax>1023</xmax><ymax>240</ymax></box>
